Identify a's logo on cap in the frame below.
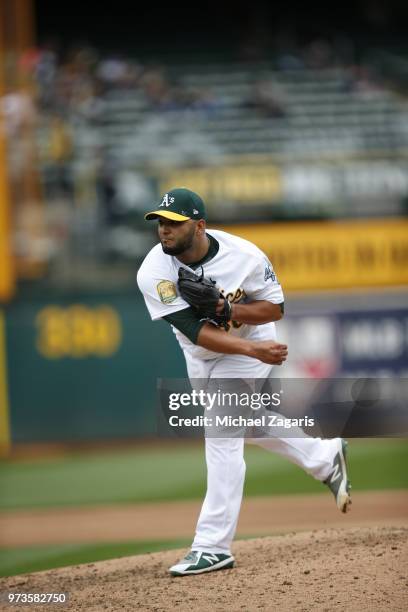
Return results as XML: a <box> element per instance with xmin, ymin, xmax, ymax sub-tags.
<box><xmin>193</xmin><ymin>209</ymin><xmax>199</xmax><ymax>214</ymax></box>
<box><xmin>159</xmin><ymin>193</ymin><xmax>175</xmax><ymax>208</ymax></box>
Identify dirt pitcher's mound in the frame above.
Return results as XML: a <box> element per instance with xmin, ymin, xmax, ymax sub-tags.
<box><xmin>1</xmin><ymin>527</ymin><xmax>407</xmax><ymax>612</ymax></box>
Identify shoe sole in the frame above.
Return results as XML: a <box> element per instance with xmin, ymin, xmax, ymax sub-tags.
<box><xmin>170</xmin><ymin>558</ymin><xmax>234</xmax><ymax>576</ymax></box>
<box><xmin>338</xmin><ymin>440</ymin><xmax>352</xmax><ymax>513</ymax></box>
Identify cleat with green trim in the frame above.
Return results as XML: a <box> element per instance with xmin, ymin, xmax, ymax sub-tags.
<box><xmin>324</xmin><ymin>439</ymin><xmax>352</xmax><ymax>513</ymax></box>
<box><xmin>169</xmin><ymin>551</ymin><xmax>235</xmax><ymax>576</ymax></box>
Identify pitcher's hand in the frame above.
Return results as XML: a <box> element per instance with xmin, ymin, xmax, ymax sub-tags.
<box><xmin>249</xmin><ymin>341</ymin><xmax>288</xmax><ymax>365</ymax></box>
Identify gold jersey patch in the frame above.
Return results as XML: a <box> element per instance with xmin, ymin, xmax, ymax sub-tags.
<box><xmin>157</xmin><ymin>280</ymin><xmax>177</xmax><ymax>304</ymax></box>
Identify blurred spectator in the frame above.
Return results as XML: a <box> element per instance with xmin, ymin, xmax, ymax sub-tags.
<box><xmin>140</xmin><ymin>65</ymin><xmax>171</xmax><ymax>108</ymax></box>
<box><xmin>276</xmin><ymin>50</ymin><xmax>304</xmax><ymax>71</ymax></box>
<box><xmin>303</xmin><ymin>38</ymin><xmax>333</xmax><ymax>70</ymax></box>
<box><xmin>95</xmin><ymin>151</ymin><xmax>121</xmax><ymax>228</ymax></box>
<box><xmin>70</xmin><ymin>80</ymin><xmax>105</xmax><ymax>123</ymax></box>
<box><xmin>339</xmin><ymin>63</ymin><xmax>386</xmax><ymax>97</ymax></box>
<box><xmin>160</xmin><ymin>85</ymin><xmax>220</xmax><ymax>116</ymax></box>
<box><xmin>1</xmin><ymin>87</ymin><xmax>36</xmax><ymax>139</ymax></box>
<box><xmin>97</xmin><ymin>55</ymin><xmax>129</xmax><ymax>87</ymax></box>
<box><xmin>349</xmin><ymin>64</ymin><xmax>385</xmax><ymax>95</ymax></box>
<box><xmin>274</xmin><ymin>25</ymin><xmax>305</xmax><ymax>71</ymax></box>
<box><xmin>26</xmin><ymin>42</ymin><xmax>59</xmax><ymax>109</ymax></box>
<box><xmin>187</xmin><ymin>87</ymin><xmax>219</xmax><ymax>117</ymax></box>
<box><xmin>1</xmin><ymin>86</ymin><xmax>38</xmax><ymax>204</ymax></box>
<box><xmin>243</xmin><ymin>79</ymin><xmax>287</xmax><ymax>118</ymax></box>
<box><xmin>97</xmin><ymin>54</ymin><xmax>142</xmax><ymax>92</ymax></box>
<box><xmin>41</xmin><ymin>113</ymin><xmax>74</xmax><ymax>202</ymax></box>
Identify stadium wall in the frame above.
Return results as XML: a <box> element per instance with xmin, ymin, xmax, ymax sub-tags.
<box><xmin>2</xmin><ymin>292</ymin><xmax>408</xmax><ymax>445</ymax></box>
<box><xmin>4</xmin><ymin>293</ymin><xmax>186</xmax><ymax>444</ymax></box>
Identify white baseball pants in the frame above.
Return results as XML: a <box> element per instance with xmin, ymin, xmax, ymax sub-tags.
<box><xmin>185</xmin><ymin>352</ymin><xmax>341</xmax><ymax>554</ymax></box>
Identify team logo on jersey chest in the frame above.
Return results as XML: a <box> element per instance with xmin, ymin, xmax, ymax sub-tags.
<box><xmin>221</xmin><ymin>287</ymin><xmax>246</xmax><ymax>304</ymax></box>
<box><xmin>157</xmin><ymin>280</ymin><xmax>177</xmax><ymax>303</ymax></box>
<box><xmin>219</xmin><ymin>287</ymin><xmax>247</xmax><ymax>330</ymax></box>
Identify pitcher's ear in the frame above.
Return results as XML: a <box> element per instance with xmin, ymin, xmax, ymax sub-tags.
<box><xmin>196</xmin><ymin>219</ymin><xmax>206</xmax><ymax>234</ymax></box>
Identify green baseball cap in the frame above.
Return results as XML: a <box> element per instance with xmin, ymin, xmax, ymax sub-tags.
<box><xmin>144</xmin><ymin>188</ymin><xmax>206</xmax><ymax>221</ymax></box>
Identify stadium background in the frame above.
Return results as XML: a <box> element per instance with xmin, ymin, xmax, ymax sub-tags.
<box><xmin>0</xmin><ymin>0</ymin><xmax>407</xmax><ymax>580</ymax></box>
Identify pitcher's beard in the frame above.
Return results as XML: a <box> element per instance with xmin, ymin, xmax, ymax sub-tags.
<box><xmin>160</xmin><ymin>234</ymin><xmax>194</xmax><ymax>255</ymax></box>
<box><xmin>161</xmin><ymin>243</ymin><xmax>187</xmax><ymax>255</ymax></box>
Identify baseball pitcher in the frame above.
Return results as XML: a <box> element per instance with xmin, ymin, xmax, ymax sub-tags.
<box><xmin>137</xmin><ymin>188</ymin><xmax>351</xmax><ymax>576</ymax></box>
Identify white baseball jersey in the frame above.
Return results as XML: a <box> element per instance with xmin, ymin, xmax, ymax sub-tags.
<box><xmin>137</xmin><ymin>229</ymin><xmax>284</xmax><ymax>360</ymax></box>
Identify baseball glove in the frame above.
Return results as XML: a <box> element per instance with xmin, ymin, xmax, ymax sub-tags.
<box><xmin>177</xmin><ymin>266</ymin><xmax>232</xmax><ymax>330</ymax></box>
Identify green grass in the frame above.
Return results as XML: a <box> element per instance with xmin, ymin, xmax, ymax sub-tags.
<box><xmin>0</xmin><ymin>539</ymin><xmax>191</xmax><ymax>578</ymax></box>
<box><xmin>245</xmin><ymin>438</ymin><xmax>408</xmax><ymax>496</ymax></box>
<box><xmin>0</xmin><ymin>439</ymin><xmax>406</xmax><ymax>510</ymax></box>
<box><xmin>0</xmin><ymin>439</ymin><xmax>406</xmax><ymax>577</ymax></box>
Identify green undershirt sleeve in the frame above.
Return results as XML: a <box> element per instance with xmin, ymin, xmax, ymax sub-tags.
<box><xmin>163</xmin><ymin>307</ymin><xmax>206</xmax><ymax>345</ymax></box>
<box><xmin>164</xmin><ymin>302</ymin><xmax>284</xmax><ymax>343</ymax></box>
